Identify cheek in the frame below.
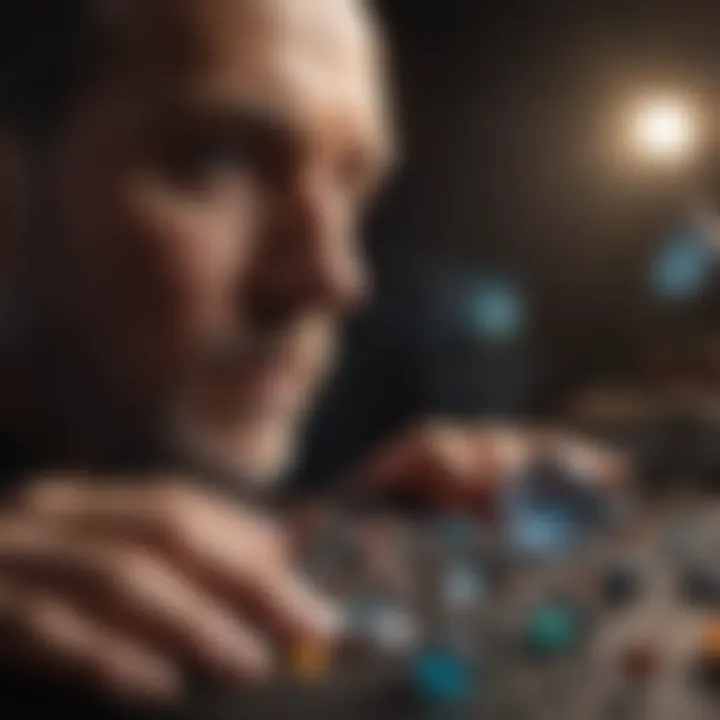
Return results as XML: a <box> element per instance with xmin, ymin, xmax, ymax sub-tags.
<box><xmin>119</xmin><ymin>178</ymin><xmax>261</xmax><ymax>357</ymax></box>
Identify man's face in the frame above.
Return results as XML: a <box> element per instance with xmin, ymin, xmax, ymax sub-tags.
<box><xmin>30</xmin><ymin>0</ymin><xmax>390</xmax><ymax>482</ymax></box>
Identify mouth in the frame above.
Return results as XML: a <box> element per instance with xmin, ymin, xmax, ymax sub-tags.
<box><xmin>198</xmin><ymin>349</ymin><xmax>310</xmax><ymax>419</ymax></box>
<box><xmin>188</xmin><ymin>320</ymin><xmax>335</xmax><ymax>423</ymax></box>
<box><xmin>238</xmin><ymin>353</ymin><xmax>304</xmax><ymax>399</ymax></box>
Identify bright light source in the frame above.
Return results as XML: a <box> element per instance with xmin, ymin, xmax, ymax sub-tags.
<box><xmin>631</xmin><ymin>98</ymin><xmax>698</xmax><ymax>162</ymax></box>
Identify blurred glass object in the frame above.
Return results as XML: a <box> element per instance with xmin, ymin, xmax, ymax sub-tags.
<box><xmin>649</xmin><ymin>227</ymin><xmax>715</xmax><ymax>302</ymax></box>
<box><xmin>410</xmin><ymin>647</ymin><xmax>475</xmax><ymax>702</ymax></box>
<box><xmin>468</xmin><ymin>278</ymin><xmax>527</xmax><ymax>345</ymax></box>
<box><xmin>501</xmin><ymin>458</ymin><xmax>606</xmax><ymax>559</ymax></box>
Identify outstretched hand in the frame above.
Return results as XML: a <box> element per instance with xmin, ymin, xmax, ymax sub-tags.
<box><xmin>351</xmin><ymin>422</ymin><xmax>631</xmax><ymax>516</ymax></box>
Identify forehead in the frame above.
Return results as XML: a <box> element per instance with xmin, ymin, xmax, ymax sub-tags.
<box><xmin>128</xmin><ymin>0</ymin><xmax>391</xmax><ymax>161</ymax></box>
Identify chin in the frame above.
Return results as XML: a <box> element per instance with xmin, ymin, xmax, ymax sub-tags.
<box><xmin>223</xmin><ymin>422</ymin><xmax>300</xmax><ymax>486</ymax></box>
<box><xmin>170</xmin><ymin>411</ymin><xmax>302</xmax><ymax>490</ymax></box>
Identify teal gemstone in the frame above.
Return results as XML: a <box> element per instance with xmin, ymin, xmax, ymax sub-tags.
<box><xmin>526</xmin><ymin>605</ymin><xmax>578</xmax><ymax>654</ymax></box>
<box><xmin>411</xmin><ymin>648</ymin><xmax>474</xmax><ymax>701</ymax></box>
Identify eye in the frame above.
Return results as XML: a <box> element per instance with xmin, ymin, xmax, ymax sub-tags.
<box><xmin>193</xmin><ymin>142</ymin><xmax>242</xmax><ymax>174</ymax></box>
<box><xmin>162</xmin><ymin>135</ymin><xmax>251</xmax><ymax>193</ymax></box>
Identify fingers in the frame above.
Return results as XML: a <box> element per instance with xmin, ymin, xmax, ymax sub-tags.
<box><xmin>0</xmin><ymin>478</ymin><xmax>345</xmax><ymax>704</ymax></box>
<box><xmin>555</xmin><ymin>435</ymin><xmax>632</xmax><ymax>493</ymax></box>
<box><xmin>357</xmin><ymin>421</ymin><xmax>631</xmax><ymax>514</ymax></box>
<box><xmin>17</xmin><ymin>480</ymin><xmax>340</xmax><ymax>645</ymax></box>
<box><xmin>0</xmin><ymin>522</ymin><xmax>272</xmax><ymax>683</ymax></box>
<box><xmin>358</xmin><ymin>421</ymin><xmax>506</xmax><ymax>513</ymax></box>
<box><xmin>363</xmin><ymin>421</ymin><xmax>474</xmax><ymax>492</ymax></box>
<box><xmin>0</xmin><ymin>579</ymin><xmax>181</xmax><ymax>703</ymax></box>
<box><xmin>19</xmin><ymin>478</ymin><xmax>287</xmax><ymax>568</ymax></box>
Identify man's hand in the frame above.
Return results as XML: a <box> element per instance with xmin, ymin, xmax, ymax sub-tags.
<box><xmin>354</xmin><ymin>421</ymin><xmax>630</xmax><ymax>515</ymax></box>
<box><xmin>0</xmin><ymin>477</ymin><xmax>338</xmax><ymax>704</ymax></box>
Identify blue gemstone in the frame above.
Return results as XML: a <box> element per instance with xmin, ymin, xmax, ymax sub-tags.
<box><xmin>501</xmin><ymin>465</ymin><xmax>605</xmax><ymax>557</ymax></box>
<box><xmin>411</xmin><ymin>648</ymin><xmax>474</xmax><ymax>701</ymax></box>
<box><xmin>506</xmin><ymin>504</ymin><xmax>581</xmax><ymax>557</ymax></box>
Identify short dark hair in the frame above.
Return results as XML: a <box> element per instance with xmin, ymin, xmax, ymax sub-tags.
<box><xmin>0</xmin><ymin>1</ymin><xmax>116</xmax><ymax>139</ymax></box>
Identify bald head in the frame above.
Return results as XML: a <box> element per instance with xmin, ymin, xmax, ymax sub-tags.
<box><xmin>2</xmin><ymin>0</ymin><xmax>389</xmax><ymax>149</ymax></box>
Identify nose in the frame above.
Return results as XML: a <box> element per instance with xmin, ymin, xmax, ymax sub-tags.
<box><xmin>247</xmin><ymin>169</ymin><xmax>370</xmax><ymax>319</ymax></box>
<box><xmin>294</xmin><ymin>170</ymin><xmax>369</xmax><ymax>310</ymax></box>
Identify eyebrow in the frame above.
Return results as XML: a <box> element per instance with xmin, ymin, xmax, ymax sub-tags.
<box><xmin>168</xmin><ymin>93</ymin><xmax>397</xmax><ymax>182</ymax></box>
<box><xmin>172</xmin><ymin>96</ymin><xmax>297</xmax><ymax>140</ymax></box>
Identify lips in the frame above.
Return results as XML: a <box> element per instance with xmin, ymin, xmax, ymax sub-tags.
<box><xmin>202</xmin><ymin>350</ymin><xmax>309</xmax><ymax>416</ymax></box>
<box><xmin>241</xmin><ymin>354</ymin><xmax>303</xmax><ymax>397</ymax></box>
<box><xmin>190</xmin><ymin>322</ymin><xmax>334</xmax><ymax>421</ymax></box>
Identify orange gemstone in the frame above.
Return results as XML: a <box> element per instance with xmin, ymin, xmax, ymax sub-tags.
<box><xmin>702</xmin><ymin>622</ymin><xmax>720</xmax><ymax>660</ymax></box>
<box><xmin>291</xmin><ymin>639</ymin><xmax>331</xmax><ymax>680</ymax></box>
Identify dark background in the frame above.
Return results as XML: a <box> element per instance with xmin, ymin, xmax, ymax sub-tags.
<box><xmin>295</xmin><ymin>0</ymin><xmax>720</xmax><ymax>489</ymax></box>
